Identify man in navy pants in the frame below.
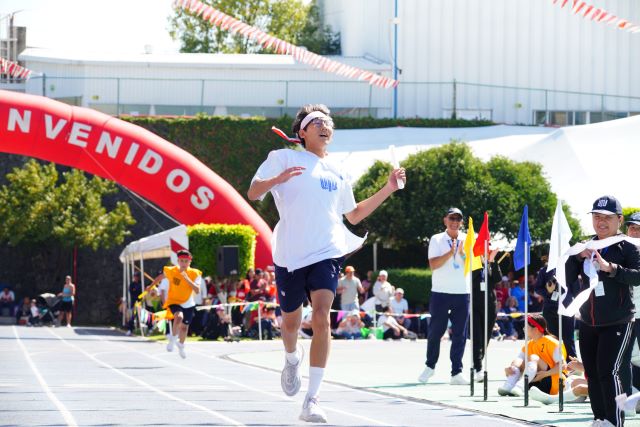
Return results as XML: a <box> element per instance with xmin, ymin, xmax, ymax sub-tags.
<box><xmin>418</xmin><ymin>207</ymin><xmax>470</xmax><ymax>385</ymax></box>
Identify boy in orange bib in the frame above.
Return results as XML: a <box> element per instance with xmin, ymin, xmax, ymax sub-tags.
<box><xmin>163</xmin><ymin>249</ymin><xmax>202</xmax><ymax>359</ymax></box>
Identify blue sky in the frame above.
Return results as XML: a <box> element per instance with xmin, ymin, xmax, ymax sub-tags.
<box><xmin>2</xmin><ymin>0</ymin><xmax>181</xmax><ymax>54</ymax></box>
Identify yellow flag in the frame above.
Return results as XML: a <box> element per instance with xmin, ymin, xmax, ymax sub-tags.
<box><xmin>463</xmin><ymin>216</ymin><xmax>483</xmax><ymax>276</ymax></box>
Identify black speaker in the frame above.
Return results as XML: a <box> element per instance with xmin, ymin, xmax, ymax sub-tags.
<box><xmin>217</xmin><ymin>245</ymin><xmax>239</xmax><ymax>277</ymax></box>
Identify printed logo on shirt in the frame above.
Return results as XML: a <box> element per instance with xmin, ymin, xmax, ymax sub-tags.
<box><xmin>172</xmin><ymin>277</ymin><xmax>181</xmax><ymax>286</ymax></box>
<box><xmin>320</xmin><ymin>176</ymin><xmax>338</xmax><ymax>192</ymax></box>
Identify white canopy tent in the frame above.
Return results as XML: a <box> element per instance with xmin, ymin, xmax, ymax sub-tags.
<box><xmin>119</xmin><ymin>225</ymin><xmax>189</xmax><ymax>326</ymax></box>
<box><xmin>330</xmin><ymin>116</ymin><xmax>640</xmax><ymax>233</ymax></box>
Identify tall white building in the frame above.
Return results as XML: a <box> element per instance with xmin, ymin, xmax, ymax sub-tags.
<box><xmin>322</xmin><ymin>0</ymin><xmax>640</xmax><ymax>124</ymax></box>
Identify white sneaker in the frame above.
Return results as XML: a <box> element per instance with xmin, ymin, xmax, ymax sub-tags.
<box><xmin>177</xmin><ymin>342</ymin><xmax>186</xmax><ymax>359</ymax></box>
<box><xmin>166</xmin><ymin>334</ymin><xmax>175</xmax><ymax>352</ymax></box>
<box><xmin>418</xmin><ymin>366</ymin><xmax>435</xmax><ymax>383</ymax></box>
<box><xmin>599</xmin><ymin>420</ymin><xmax>615</xmax><ymax>427</ymax></box>
<box><xmin>125</xmin><ymin>330</ymin><xmax>132</xmax><ymax>336</ymax></box>
<box><xmin>66</xmin><ymin>324</ymin><xmax>72</xmax><ymax>328</ymax></box>
<box><xmin>529</xmin><ymin>386</ymin><xmax>556</xmax><ymax>405</ymax></box>
<box><xmin>450</xmin><ymin>373</ymin><xmax>470</xmax><ymax>385</ymax></box>
<box><xmin>299</xmin><ymin>395</ymin><xmax>327</xmax><ymax>423</ymax></box>
<box><xmin>589</xmin><ymin>421</ymin><xmax>603</xmax><ymax>427</ymax></box>
<box><xmin>498</xmin><ymin>379</ymin><xmax>523</xmax><ymax>396</ymax></box>
<box><xmin>281</xmin><ymin>344</ymin><xmax>303</xmax><ymax>396</ymax></box>
<box><xmin>474</xmin><ymin>370</ymin><xmax>484</xmax><ymax>383</ymax></box>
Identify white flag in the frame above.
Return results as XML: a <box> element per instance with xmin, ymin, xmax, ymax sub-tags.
<box><xmin>547</xmin><ymin>201</ymin><xmax>572</xmax><ymax>271</ymax></box>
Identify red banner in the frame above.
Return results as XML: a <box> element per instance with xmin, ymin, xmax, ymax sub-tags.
<box><xmin>552</xmin><ymin>0</ymin><xmax>640</xmax><ymax>33</ymax></box>
<box><xmin>0</xmin><ymin>57</ymin><xmax>33</xmax><ymax>80</ymax></box>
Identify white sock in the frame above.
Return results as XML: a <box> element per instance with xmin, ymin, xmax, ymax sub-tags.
<box><xmin>285</xmin><ymin>349</ymin><xmax>300</xmax><ymax>364</ymax></box>
<box><xmin>306</xmin><ymin>367</ymin><xmax>325</xmax><ymax>399</ymax></box>
<box><xmin>525</xmin><ymin>361</ymin><xmax>538</xmax><ymax>380</ymax></box>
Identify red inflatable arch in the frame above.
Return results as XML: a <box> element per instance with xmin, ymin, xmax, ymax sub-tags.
<box><xmin>0</xmin><ymin>90</ymin><xmax>272</xmax><ymax>268</ymax></box>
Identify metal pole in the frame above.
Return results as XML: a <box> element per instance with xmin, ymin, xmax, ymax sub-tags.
<box><xmin>42</xmin><ymin>73</ymin><xmax>46</xmax><ymax>97</ymax></box>
<box><xmin>452</xmin><ymin>79</ymin><xmax>457</xmax><ymax>119</ymax></box>
<box><xmin>284</xmin><ymin>81</ymin><xmax>289</xmax><ymax>115</ymax></box>
<box><xmin>122</xmin><ymin>260</ymin><xmax>126</xmax><ymax>327</ymax></box>
<box><xmin>117</xmin><ymin>78</ymin><xmax>121</xmax><ymax>117</ymax></box>
<box><xmin>368</xmin><ymin>84</ymin><xmax>373</xmax><ymax>117</ymax></box>
<box><xmin>139</xmin><ymin>253</ymin><xmax>145</xmax><ymax>337</ymax></box>
<box><xmin>200</xmin><ymin>79</ymin><xmax>205</xmax><ymax>113</ymax></box>
<box><xmin>373</xmin><ymin>242</ymin><xmax>378</xmax><ymax>273</ymax></box>
<box><xmin>483</xmin><ymin>240</ymin><xmax>489</xmax><ymax>400</ymax></box>
<box><xmin>393</xmin><ymin>0</ymin><xmax>399</xmax><ymax>119</ymax></box>
<box><xmin>524</xmin><ymin>242</ymin><xmax>529</xmax><ymax>406</ymax></box>
<box><xmin>544</xmin><ymin>90</ymin><xmax>549</xmax><ymax>125</ymax></box>
<box><xmin>469</xmin><ymin>246</ymin><xmax>474</xmax><ymax>396</ymax></box>
<box><xmin>257</xmin><ymin>302</ymin><xmax>263</xmax><ymax>341</ymax></box>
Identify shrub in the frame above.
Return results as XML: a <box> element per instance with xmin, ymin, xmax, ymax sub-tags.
<box><xmin>386</xmin><ymin>268</ymin><xmax>432</xmax><ymax>310</ymax></box>
<box><xmin>187</xmin><ymin>224</ymin><xmax>257</xmax><ymax>278</ymax></box>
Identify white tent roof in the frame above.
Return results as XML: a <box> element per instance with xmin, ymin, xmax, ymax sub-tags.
<box><xmin>119</xmin><ymin>225</ymin><xmax>188</xmax><ymax>264</ymax></box>
<box><xmin>330</xmin><ymin>116</ymin><xmax>640</xmax><ymax>233</ymax></box>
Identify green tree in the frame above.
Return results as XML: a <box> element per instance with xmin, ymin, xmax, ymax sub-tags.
<box><xmin>0</xmin><ymin>160</ymin><xmax>135</xmax><ymax>250</ymax></box>
<box><xmin>169</xmin><ymin>0</ymin><xmax>339</xmax><ymax>54</ymax></box>
<box><xmin>351</xmin><ymin>142</ymin><xmax>582</xmax><ymax>247</ymax></box>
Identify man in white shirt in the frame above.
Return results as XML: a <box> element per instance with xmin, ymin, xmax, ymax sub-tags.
<box><xmin>419</xmin><ymin>207</ymin><xmax>470</xmax><ymax>385</ymax></box>
<box><xmin>373</xmin><ymin>270</ymin><xmax>394</xmax><ymax>312</ymax></box>
<box><xmin>248</xmin><ymin>104</ymin><xmax>406</xmax><ymax>423</ymax></box>
<box><xmin>390</xmin><ymin>288</ymin><xmax>411</xmax><ymax>329</ymax></box>
<box><xmin>337</xmin><ymin>266</ymin><xmax>363</xmax><ymax>311</ymax></box>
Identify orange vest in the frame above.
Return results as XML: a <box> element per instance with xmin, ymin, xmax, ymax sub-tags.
<box><xmin>522</xmin><ymin>335</ymin><xmax>567</xmax><ymax>395</ymax></box>
<box><xmin>163</xmin><ymin>265</ymin><xmax>202</xmax><ymax>308</ymax></box>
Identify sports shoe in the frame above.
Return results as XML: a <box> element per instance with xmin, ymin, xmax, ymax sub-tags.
<box><xmin>177</xmin><ymin>342</ymin><xmax>186</xmax><ymax>359</ymax></box>
<box><xmin>281</xmin><ymin>344</ymin><xmax>303</xmax><ymax>396</ymax></box>
<box><xmin>450</xmin><ymin>373</ymin><xmax>470</xmax><ymax>385</ymax></box>
<box><xmin>418</xmin><ymin>366</ymin><xmax>435</xmax><ymax>383</ymax></box>
<box><xmin>66</xmin><ymin>323</ymin><xmax>72</xmax><ymax>328</ymax></box>
<box><xmin>474</xmin><ymin>370</ymin><xmax>484</xmax><ymax>383</ymax></box>
<box><xmin>529</xmin><ymin>386</ymin><xmax>555</xmax><ymax>405</ymax></box>
<box><xmin>166</xmin><ymin>334</ymin><xmax>175</xmax><ymax>352</ymax></box>
<box><xmin>299</xmin><ymin>395</ymin><xmax>327</xmax><ymax>423</ymax></box>
<box><xmin>125</xmin><ymin>330</ymin><xmax>132</xmax><ymax>336</ymax></box>
<box><xmin>498</xmin><ymin>380</ymin><xmax>523</xmax><ymax>396</ymax></box>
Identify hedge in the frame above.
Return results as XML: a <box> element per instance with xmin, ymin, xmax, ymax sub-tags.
<box><xmin>385</xmin><ymin>268</ymin><xmax>432</xmax><ymax>311</ymax></box>
<box><xmin>187</xmin><ymin>224</ymin><xmax>257</xmax><ymax>278</ymax></box>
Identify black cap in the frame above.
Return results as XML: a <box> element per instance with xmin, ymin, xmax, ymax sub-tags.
<box><xmin>589</xmin><ymin>195</ymin><xmax>622</xmax><ymax>215</ymax></box>
<box><xmin>626</xmin><ymin>211</ymin><xmax>640</xmax><ymax>226</ymax></box>
<box><xmin>446</xmin><ymin>207</ymin><xmax>463</xmax><ymax>218</ymax></box>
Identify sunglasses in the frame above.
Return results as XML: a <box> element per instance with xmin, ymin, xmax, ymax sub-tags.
<box><xmin>447</xmin><ymin>216</ymin><xmax>463</xmax><ymax>222</ymax></box>
<box><xmin>306</xmin><ymin>117</ymin><xmax>334</xmax><ymax>129</ymax></box>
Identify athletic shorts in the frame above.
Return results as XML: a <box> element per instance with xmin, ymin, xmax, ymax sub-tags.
<box><xmin>275</xmin><ymin>257</ymin><xmax>344</xmax><ymax>313</ymax></box>
<box><xmin>528</xmin><ymin>375</ymin><xmax>553</xmax><ymax>394</ymax></box>
<box><xmin>168</xmin><ymin>305</ymin><xmax>195</xmax><ymax>325</ymax></box>
<box><xmin>60</xmin><ymin>300</ymin><xmax>74</xmax><ymax>313</ymax></box>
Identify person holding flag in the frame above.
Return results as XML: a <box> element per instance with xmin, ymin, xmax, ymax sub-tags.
<box><xmin>565</xmin><ymin>196</ymin><xmax>640</xmax><ymax>427</ymax></box>
<box><xmin>418</xmin><ymin>207</ymin><xmax>470</xmax><ymax>386</ymax></box>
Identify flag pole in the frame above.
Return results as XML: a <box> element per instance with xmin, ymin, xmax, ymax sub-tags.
<box><xmin>557</xmin><ymin>228</ymin><xmax>565</xmax><ymax>412</ymax></box>
<box><xmin>469</xmin><ymin>241</ymin><xmax>474</xmax><ymax>397</ymax></box>
<box><xmin>524</xmin><ymin>241</ymin><xmax>529</xmax><ymax>407</ymax></box>
<box><xmin>483</xmin><ymin>239</ymin><xmax>489</xmax><ymax>400</ymax></box>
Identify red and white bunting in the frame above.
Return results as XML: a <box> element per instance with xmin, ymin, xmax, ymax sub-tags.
<box><xmin>552</xmin><ymin>0</ymin><xmax>639</xmax><ymax>34</ymax></box>
<box><xmin>174</xmin><ymin>0</ymin><xmax>398</xmax><ymax>89</ymax></box>
<box><xmin>0</xmin><ymin>57</ymin><xmax>33</xmax><ymax>80</ymax></box>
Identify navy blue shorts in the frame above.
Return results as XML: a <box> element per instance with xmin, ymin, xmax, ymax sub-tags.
<box><xmin>168</xmin><ymin>305</ymin><xmax>195</xmax><ymax>325</ymax></box>
<box><xmin>275</xmin><ymin>257</ymin><xmax>344</xmax><ymax>313</ymax></box>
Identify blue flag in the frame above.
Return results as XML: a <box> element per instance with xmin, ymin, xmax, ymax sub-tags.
<box><xmin>513</xmin><ymin>205</ymin><xmax>532</xmax><ymax>271</ymax></box>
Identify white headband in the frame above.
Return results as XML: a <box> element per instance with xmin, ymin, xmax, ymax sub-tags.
<box><xmin>299</xmin><ymin>111</ymin><xmax>330</xmax><ymax>131</ymax></box>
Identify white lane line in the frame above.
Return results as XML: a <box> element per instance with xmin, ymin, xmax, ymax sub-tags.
<box><xmin>13</xmin><ymin>326</ymin><xmax>78</xmax><ymax>427</ymax></box>
<box><xmin>45</xmin><ymin>328</ymin><xmax>245</xmax><ymax>427</ymax></box>
<box><xmin>83</xmin><ymin>332</ymin><xmax>395</xmax><ymax>426</ymax></box>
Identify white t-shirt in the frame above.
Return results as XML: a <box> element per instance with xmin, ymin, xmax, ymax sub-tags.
<box><xmin>252</xmin><ymin>149</ymin><xmax>363</xmax><ymax>271</ymax></box>
<box><xmin>373</xmin><ymin>280</ymin><xmax>394</xmax><ymax>307</ymax></box>
<box><xmin>339</xmin><ymin>276</ymin><xmax>361</xmax><ymax>306</ymax></box>
<box><xmin>428</xmin><ymin>231</ymin><xmax>469</xmax><ymax>294</ymax></box>
<box><xmin>390</xmin><ymin>297</ymin><xmax>408</xmax><ymax>314</ymax></box>
<box><xmin>378</xmin><ymin>314</ymin><xmax>400</xmax><ymax>332</ymax></box>
<box><xmin>179</xmin><ymin>275</ymin><xmax>203</xmax><ymax>309</ymax></box>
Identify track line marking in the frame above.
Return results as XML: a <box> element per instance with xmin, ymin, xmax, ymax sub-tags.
<box><xmin>13</xmin><ymin>326</ymin><xmax>78</xmax><ymax>427</ymax></box>
<box><xmin>45</xmin><ymin>328</ymin><xmax>245</xmax><ymax>427</ymax></box>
